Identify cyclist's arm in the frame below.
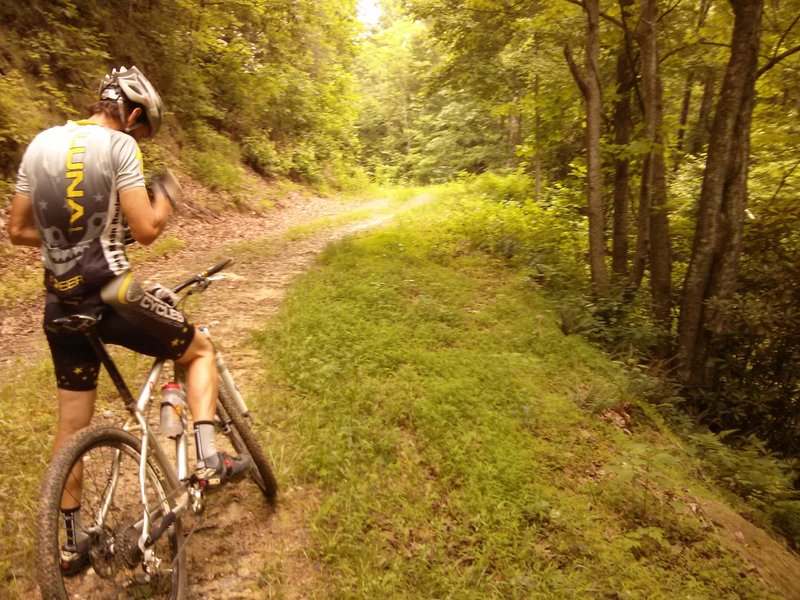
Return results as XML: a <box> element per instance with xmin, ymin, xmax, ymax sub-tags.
<box><xmin>119</xmin><ymin>186</ymin><xmax>173</xmax><ymax>246</ymax></box>
<box><xmin>8</xmin><ymin>192</ymin><xmax>41</xmax><ymax>247</ymax></box>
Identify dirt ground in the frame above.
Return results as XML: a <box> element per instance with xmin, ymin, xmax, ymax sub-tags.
<box><xmin>3</xmin><ymin>191</ymin><xmax>800</xmax><ymax>598</ymax></box>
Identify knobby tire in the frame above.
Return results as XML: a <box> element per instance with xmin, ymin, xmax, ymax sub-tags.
<box><xmin>217</xmin><ymin>386</ymin><xmax>278</xmax><ymax>503</ymax></box>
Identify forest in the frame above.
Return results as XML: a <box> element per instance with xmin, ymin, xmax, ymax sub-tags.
<box><xmin>1</xmin><ymin>0</ymin><xmax>800</xmax><ymax>589</ymax></box>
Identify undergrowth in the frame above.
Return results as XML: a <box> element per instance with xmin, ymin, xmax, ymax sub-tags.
<box><xmin>253</xmin><ymin>195</ymin><xmax>780</xmax><ymax>597</ymax></box>
<box><xmin>429</xmin><ymin>174</ymin><xmax>800</xmax><ymax>550</ymax></box>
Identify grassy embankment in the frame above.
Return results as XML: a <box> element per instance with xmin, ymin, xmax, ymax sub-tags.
<box><xmin>251</xmin><ymin>191</ymin><xmax>783</xmax><ymax>598</ymax></box>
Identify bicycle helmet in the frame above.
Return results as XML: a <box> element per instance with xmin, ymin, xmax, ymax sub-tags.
<box><xmin>98</xmin><ymin>66</ymin><xmax>164</xmax><ymax>137</ymax></box>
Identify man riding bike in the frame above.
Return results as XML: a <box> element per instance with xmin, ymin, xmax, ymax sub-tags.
<box><xmin>7</xmin><ymin>65</ymin><xmax>249</xmax><ymax>575</ymax></box>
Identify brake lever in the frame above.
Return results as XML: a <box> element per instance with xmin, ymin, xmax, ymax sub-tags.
<box><xmin>185</xmin><ymin>274</ymin><xmax>226</xmax><ymax>298</ymax></box>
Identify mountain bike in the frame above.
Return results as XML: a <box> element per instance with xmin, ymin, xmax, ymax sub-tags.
<box><xmin>35</xmin><ymin>258</ymin><xmax>278</xmax><ymax>599</ymax></box>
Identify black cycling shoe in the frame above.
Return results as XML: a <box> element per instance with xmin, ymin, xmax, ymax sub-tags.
<box><xmin>60</xmin><ymin>538</ymin><xmax>90</xmax><ymax>577</ymax></box>
<box><xmin>195</xmin><ymin>452</ymin><xmax>251</xmax><ymax>488</ymax></box>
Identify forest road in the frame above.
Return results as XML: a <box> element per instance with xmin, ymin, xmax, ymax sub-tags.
<box><xmin>6</xmin><ymin>192</ymin><xmax>404</xmax><ymax>599</ymax></box>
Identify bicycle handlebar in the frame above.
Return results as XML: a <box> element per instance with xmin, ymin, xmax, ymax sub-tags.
<box><xmin>172</xmin><ymin>258</ymin><xmax>234</xmax><ymax>293</ymax></box>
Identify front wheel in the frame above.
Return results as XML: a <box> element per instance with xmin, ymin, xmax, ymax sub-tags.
<box><xmin>36</xmin><ymin>426</ymin><xmax>187</xmax><ymax>599</ymax></box>
<box><xmin>216</xmin><ymin>386</ymin><xmax>278</xmax><ymax>503</ymax></box>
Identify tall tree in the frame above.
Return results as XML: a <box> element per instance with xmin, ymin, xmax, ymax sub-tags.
<box><xmin>610</xmin><ymin>0</ymin><xmax>636</xmax><ymax>281</ymax></box>
<box><xmin>676</xmin><ymin>0</ymin><xmax>765</xmax><ymax>386</ymax></box>
<box><xmin>565</xmin><ymin>0</ymin><xmax>608</xmax><ymax>296</ymax></box>
<box><xmin>637</xmin><ymin>0</ymin><xmax>671</xmax><ymax>340</ymax></box>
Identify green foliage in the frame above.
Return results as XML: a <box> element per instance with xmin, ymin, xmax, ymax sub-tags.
<box><xmin>183</xmin><ymin>125</ymin><xmax>245</xmax><ymax>193</ymax></box>
<box><xmin>354</xmin><ymin>10</ymin><xmax>516</xmax><ymax>184</ymax></box>
<box><xmin>253</xmin><ymin>194</ymin><xmax>777</xmax><ymax>597</ymax></box>
<box><xmin>242</xmin><ymin>135</ymin><xmax>282</xmax><ymax>178</ymax></box>
<box><xmin>0</xmin><ymin>0</ymin><xmax>363</xmax><ymax>190</ymax></box>
<box><xmin>433</xmin><ymin>172</ymin><xmax>587</xmax><ymax>291</ymax></box>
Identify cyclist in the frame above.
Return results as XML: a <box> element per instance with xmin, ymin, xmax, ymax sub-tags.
<box><xmin>7</xmin><ymin>66</ymin><xmax>249</xmax><ymax>574</ymax></box>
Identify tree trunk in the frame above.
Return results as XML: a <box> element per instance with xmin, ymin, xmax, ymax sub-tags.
<box><xmin>689</xmin><ymin>67</ymin><xmax>716</xmax><ymax>155</ymax></box>
<box><xmin>673</xmin><ymin>0</ymin><xmax>712</xmax><ymax>172</ymax></box>
<box><xmin>676</xmin><ymin>0</ymin><xmax>764</xmax><ymax>386</ymax></box>
<box><xmin>565</xmin><ymin>0</ymin><xmax>608</xmax><ymax>296</ymax></box>
<box><xmin>673</xmin><ymin>71</ymin><xmax>694</xmax><ymax>172</ymax></box>
<box><xmin>610</xmin><ymin>0</ymin><xmax>635</xmax><ymax>281</ymax></box>
<box><xmin>534</xmin><ymin>74</ymin><xmax>542</xmax><ymax>201</ymax></box>
<box><xmin>637</xmin><ymin>0</ymin><xmax>671</xmax><ymax>344</ymax></box>
<box><xmin>629</xmin><ymin>153</ymin><xmax>650</xmax><ymax>293</ymax></box>
<box><xmin>508</xmin><ymin>110</ymin><xmax>521</xmax><ymax>166</ymax></box>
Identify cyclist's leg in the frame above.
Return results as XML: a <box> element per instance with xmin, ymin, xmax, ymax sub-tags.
<box><xmin>44</xmin><ymin>299</ymin><xmax>102</xmax><ymax>510</ymax></box>
<box><xmin>99</xmin><ymin>275</ymin><xmax>244</xmax><ymax>479</ymax></box>
<box><xmin>175</xmin><ymin>329</ymin><xmax>217</xmax><ymax>422</ymax></box>
<box><xmin>53</xmin><ymin>388</ymin><xmax>96</xmax><ymax>509</ymax></box>
<box><xmin>99</xmin><ymin>274</ymin><xmax>217</xmax><ymax>421</ymax></box>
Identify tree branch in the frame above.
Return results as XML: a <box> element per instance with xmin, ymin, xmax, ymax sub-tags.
<box><xmin>562</xmin><ymin>0</ymin><xmax>624</xmax><ymax>29</ymax></box>
<box><xmin>769</xmin><ymin>158</ymin><xmax>800</xmax><ymax>203</ymax></box>
<box><xmin>758</xmin><ymin>43</ymin><xmax>800</xmax><ymax>78</ymax></box>
<box><xmin>564</xmin><ymin>44</ymin><xmax>589</xmax><ymax>98</ymax></box>
<box><xmin>770</xmin><ymin>11</ymin><xmax>800</xmax><ymax>64</ymax></box>
<box><xmin>658</xmin><ymin>0</ymin><xmax>682</xmax><ymax>23</ymax></box>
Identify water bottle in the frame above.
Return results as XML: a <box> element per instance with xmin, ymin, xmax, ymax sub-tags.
<box><xmin>159</xmin><ymin>382</ymin><xmax>185</xmax><ymax>438</ymax></box>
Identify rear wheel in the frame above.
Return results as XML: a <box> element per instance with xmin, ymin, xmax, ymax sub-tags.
<box><xmin>36</xmin><ymin>426</ymin><xmax>187</xmax><ymax>599</ymax></box>
<box><xmin>216</xmin><ymin>386</ymin><xmax>278</xmax><ymax>503</ymax></box>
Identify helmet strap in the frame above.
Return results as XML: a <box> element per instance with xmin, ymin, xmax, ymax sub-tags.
<box><xmin>117</xmin><ymin>96</ymin><xmax>129</xmax><ymax>132</ymax></box>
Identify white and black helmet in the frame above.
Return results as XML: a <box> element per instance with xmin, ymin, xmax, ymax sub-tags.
<box><xmin>99</xmin><ymin>66</ymin><xmax>164</xmax><ymax>137</ymax></box>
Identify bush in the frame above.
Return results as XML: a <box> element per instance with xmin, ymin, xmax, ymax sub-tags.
<box><xmin>440</xmin><ymin>172</ymin><xmax>588</xmax><ymax>292</ymax></box>
<box><xmin>242</xmin><ymin>135</ymin><xmax>283</xmax><ymax>178</ymax></box>
<box><xmin>183</xmin><ymin>125</ymin><xmax>245</xmax><ymax>192</ymax></box>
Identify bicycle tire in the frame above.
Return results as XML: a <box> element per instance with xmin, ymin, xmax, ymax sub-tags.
<box><xmin>216</xmin><ymin>385</ymin><xmax>278</xmax><ymax>503</ymax></box>
<box><xmin>36</xmin><ymin>425</ymin><xmax>187</xmax><ymax>600</ymax></box>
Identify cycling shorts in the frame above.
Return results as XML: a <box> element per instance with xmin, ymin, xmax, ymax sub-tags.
<box><xmin>44</xmin><ymin>276</ymin><xmax>195</xmax><ymax>391</ymax></box>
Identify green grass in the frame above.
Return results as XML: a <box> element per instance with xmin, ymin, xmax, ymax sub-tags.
<box><xmin>252</xmin><ymin>198</ymin><xmax>778</xmax><ymax>598</ymax></box>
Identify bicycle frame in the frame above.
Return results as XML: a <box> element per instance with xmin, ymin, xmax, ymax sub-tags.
<box><xmin>78</xmin><ymin>319</ymin><xmax>253</xmax><ymax>573</ymax></box>
<box><xmin>81</xmin><ymin>328</ymin><xmax>186</xmax><ymax>568</ymax></box>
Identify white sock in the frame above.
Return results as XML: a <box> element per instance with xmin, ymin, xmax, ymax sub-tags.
<box><xmin>194</xmin><ymin>421</ymin><xmax>218</xmax><ymax>468</ymax></box>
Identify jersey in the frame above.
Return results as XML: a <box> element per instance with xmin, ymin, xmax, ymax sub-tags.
<box><xmin>15</xmin><ymin>120</ymin><xmax>145</xmax><ymax>300</ymax></box>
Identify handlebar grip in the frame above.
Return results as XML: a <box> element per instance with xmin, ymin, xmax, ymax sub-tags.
<box><xmin>172</xmin><ymin>258</ymin><xmax>235</xmax><ymax>293</ymax></box>
<box><xmin>204</xmin><ymin>258</ymin><xmax>234</xmax><ymax>278</ymax></box>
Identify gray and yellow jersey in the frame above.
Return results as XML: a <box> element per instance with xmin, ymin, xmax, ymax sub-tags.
<box><xmin>15</xmin><ymin>120</ymin><xmax>145</xmax><ymax>299</ymax></box>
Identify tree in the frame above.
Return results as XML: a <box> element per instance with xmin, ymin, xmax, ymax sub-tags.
<box><xmin>676</xmin><ymin>0</ymin><xmax>765</xmax><ymax>387</ymax></box>
<box><xmin>637</xmin><ymin>0</ymin><xmax>671</xmax><ymax>341</ymax></box>
<box><xmin>565</xmin><ymin>0</ymin><xmax>608</xmax><ymax>296</ymax></box>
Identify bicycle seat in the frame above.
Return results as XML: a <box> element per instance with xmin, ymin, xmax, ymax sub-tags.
<box><xmin>46</xmin><ymin>314</ymin><xmax>100</xmax><ymax>334</ymax></box>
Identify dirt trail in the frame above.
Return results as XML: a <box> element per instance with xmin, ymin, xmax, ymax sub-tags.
<box><xmin>155</xmin><ymin>196</ymin><xmax>388</xmax><ymax>599</ymax></box>
<box><xmin>3</xmin><ymin>193</ymin><xmax>394</xmax><ymax>599</ymax></box>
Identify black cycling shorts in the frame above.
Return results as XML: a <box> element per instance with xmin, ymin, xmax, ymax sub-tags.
<box><xmin>44</xmin><ymin>277</ymin><xmax>195</xmax><ymax>391</ymax></box>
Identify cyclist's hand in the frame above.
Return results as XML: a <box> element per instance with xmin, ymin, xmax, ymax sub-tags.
<box><xmin>149</xmin><ymin>284</ymin><xmax>180</xmax><ymax>307</ymax></box>
<box><xmin>152</xmin><ymin>169</ymin><xmax>181</xmax><ymax>210</ymax></box>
